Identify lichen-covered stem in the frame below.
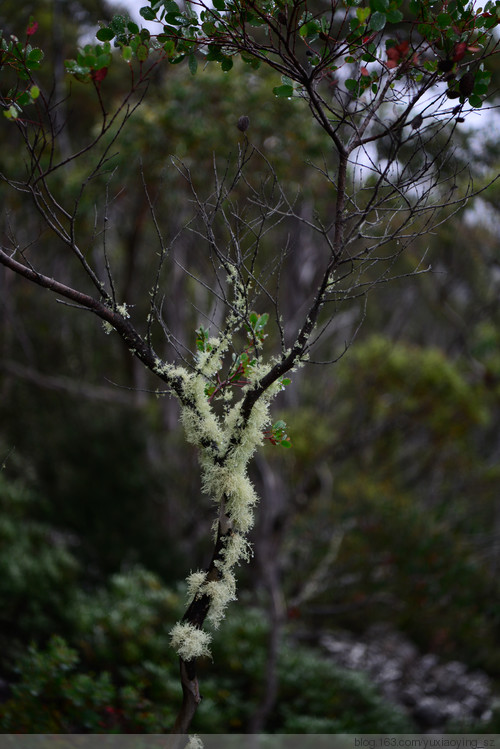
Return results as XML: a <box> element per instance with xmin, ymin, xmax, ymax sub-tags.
<box><xmin>170</xmin><ymin>499</ymin><xmax>234</xmax><ymax>735</ymax></box>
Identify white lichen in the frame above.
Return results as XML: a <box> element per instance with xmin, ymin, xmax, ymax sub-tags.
<box><xmin>204</xmin><ymin>573</ymin><xmax>237</xmax><ymax>628</ymax></box>
<box><xmin>186</xmin><ymin>570</ymin><xmax>208</xmax><ymax>602</ymax></box>
<box><xmin>116</xmin><ymin>303</ymin><xmax>130</xmax><ymax>319</ymax></box>
<box><xmin>221</xmin><ymin>531</ymin><xmax>252</xmax><ymax>568</ymax></box>
<box><xmin>167</xmin><ymin>295</ymin><xmax>308</xmax><ymax>660</ymax></box>
<box><xmin>169</xmin><ymin>622</ymin><xmax>212</xmax><ymax>661</ymax></box>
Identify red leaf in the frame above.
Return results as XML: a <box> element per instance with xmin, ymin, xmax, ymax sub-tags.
<box><xmin>397</xmin><ymin>40</ymin><xmax>409</xmax><ymax>56</ymax></box>
<box><xmin>386</xmin><ymin>47</ymin><xmax>400</xmax><ymax>61</ymax></box>
<box><xmin>453</xmin><ymin>41</ymin><xmax>467</xmax><ymax>62</ymax></box>
<box><xmin>91</xmin><ymin>67</ymin><xmax>108</xmax><ymax>83</ymax></box>
<box><xmin>26</xmin><ymin>20</ymin><xmax>38</xmax><ymax>36</ymax></box>
<box><xmin>360</xmin><ymin>66</ymin><xmax>370</xmax><ymax>76</ymax></box>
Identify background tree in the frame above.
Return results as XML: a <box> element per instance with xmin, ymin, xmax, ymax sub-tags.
<box><xmin>1</xmin><ymin>0</ymin><xmax>500</xmax><ymax>735</ymax></box>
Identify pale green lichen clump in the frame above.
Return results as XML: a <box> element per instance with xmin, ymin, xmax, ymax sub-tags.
<box><xmin>168</xmin><ymin>373</ymin><xmax>280</xmax><ymax>657</ymax></box>
<box><xmin>167</xmin><ymin>307</ymin><xmax>294</xmax><ymax>660</ymax></box>
<box><xmin>170</xmin><ymin>622</ymin><xmax>212</xmax><ymax>660</ymax></box>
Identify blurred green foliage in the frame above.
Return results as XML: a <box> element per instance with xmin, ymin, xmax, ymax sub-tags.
<box><xmin>283</xmin><ymin>336</ymin><xmax>500</xmax><ymax>671</ymax></box>
<box><xmin>1</xmin><ymin>394</ymin><xmax>188</xmax><ymax>581</ymax></box>
<box><xmin>0</xmin><ymin>474</ymin><xmax>79</xmax><ymax>669</ymax></box>
<box><xmin>1</xmin><ymin>564</ymin><xmax>413</xmax><ymax>733</ymax></box>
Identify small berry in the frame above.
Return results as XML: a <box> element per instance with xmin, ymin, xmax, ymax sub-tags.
<box><xmin>459</xmin><ymin>71</ymin><xmax>475</xmax><ymax>97</ymax></box>
<box><xmin>237</xmin><ymin>115</ymin><xmax>250</xmax><ymax>132</ymax></box>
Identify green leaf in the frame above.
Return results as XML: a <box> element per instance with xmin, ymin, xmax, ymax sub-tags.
<box><xmin>163</xmin><ymin>0</ymin><xmax>181</xmax><ymax>11</ymax></box>
<box><xmin>256</xmin><ymin>313</ymin><xmax>269</xmax><ymax>329</ymax></box>
<box><xmin>213</xmin><ymin>0</ymin><xmax>226</xmax><ymax>9</ymax></box>
<box><xmin>4</xmin><ymin>104</ymin><xmax>19</xmax><ymax>119</ymax></box>
<box><xmin>386</xmin><ymin>9</ymin><xmax>403</xmax><ymax>22</ymax></box>
<box><xmin>280</xmin><ymin>440</ymin><xmax>292</xmax><ymax>448</ymax></box>
<box><xmin>137</xmin><ymin>43</ymin><xmax>149</xmax><ymax>61</ymax></box>
<box><xmin>27</xmin><ymin>48</ymin><xmax>43</xmax><ymax>62</ymax></box>
<box><xmin>162</xmin><ymin>40</ymin><xmax>176</xmax><ymax>56</ymax></box>
<box><xmin>122</xmin><ymin>45</ymin><xmax>133</xmax><ymax>62</ymax></box>
<box><xmin>202</xmin><ymin>21</ymin><xmax>217</xmax><ymax>34</ymax></box>
<box><xmin>273</xmin><ymin>83</ymin><xmax>294</xmax><ymax>97</ymax></box>
<box><xmin>437</xmin><ymin>12</ymin><xmax>452</xmax><ymax>27</ymax></box>
<box><xmin>206</xmin><ymin>45</ymin><xmax>224</xmax><ymax>62</ymax></box>
<box><xmin>188</xmin><ymin>53</ymin><xmax>197</xmax><ymax>74</ymax></box>
<box><xmin>221</xmin><ymin>57</ymin><xmax>233</xmax><ymax>71</ymax></box>
<box><xmin>369</xmin><ymin>11</ymin><xmax>386</xmax><ymax>30</ymax></box>
<box><xmin>468</xmin><ymin>93</ymin><xmax>483</xmax><ymax>107</ymax></box>
<box><xmin>96</xmin><ymin>27</ymin><xmax>115</xmax><ymax>41</ymax></box>
<box><xmin>140</xmin><ymin>6</ymin><xmax>157</xmax><ymax>20</ymax></box>
<box><xmin>110</xmin><ymin>14</ymin><xmax>127</xmax><ymax>34</ymax></box>
<box><xmin>30</xmin><ymin>85</ymin><xmax>40</xmax><ymax>99</ymax></box>
<box><xmin>356</xmin><ymin>6</ymin><xmax>371</xmax><ymax>22</ymax></box>
<box><xmin>370</xmin><ymin>0</ymin><xmax>389</xmax><ymax>12</ymax></box>
<box><xmin>474</xmin><ymin>81</ymin><xmax>489</xmax><ymax>95</ymax></box>
<box><xmin>64</xmin><ymin>60</ymin><xmax>92</xmax><ymax>81</ymax></box>
<box><xmin>165</xmin><ymin>12</ymin><xmax>184</xmax><ymax>25</ymax></box>
<box><xmin>484</xmin><ymin>13</ymin><xmax>499</xmax><ymax>27</ymax></box>
<box><xmin>299</xmin><ymin>19</ymin><xmax>320</xmax><ymax>38</ymax></box>
<box><xmin>127</xmin><ymin>21</ymin><xmax>140</xmax><ymax>33</ymax></box>
<box><xmin>17</xmin><ymin>92</ymin><xmax>31</xmax><ymax>106</ymax></box>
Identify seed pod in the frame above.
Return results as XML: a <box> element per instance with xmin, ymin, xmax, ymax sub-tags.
<box><xmin>411</xmin><ymin>113</ymin><xmax>423</xmax><ymax>129</ymax></box>
<box><xmin>237</xmin><ymin>115</ymin><xmax>250</xmax><ymax>132</ymax></box>
<box><xmin>459</xmin><ymin>71</ymin><xmax>475</xmax><ymax>97</ymax></box>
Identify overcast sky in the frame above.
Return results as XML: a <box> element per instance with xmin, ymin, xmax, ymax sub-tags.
<box><xmin>116</xmin><ymin>0</ymin><xmax>151</xmax><ymax>23</ymax></box>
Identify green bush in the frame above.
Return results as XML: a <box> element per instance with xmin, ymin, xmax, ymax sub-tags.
<box><xmin>282</xmin><ymin>337</ymin><xmax>500</xmax><ymax>672</ymax></box>
<box><xmin>276</xmin><ymin>649</ymin><xmax>412</xmax><ymax>733</ymax></box>
<box><xmin>0</xmin><ymin>475</ymin><xmax>79</xmax><ymax>669</ymax></box>
<box><xmin>1</xmin><ymin>636</ymin><xmax>115</xmax><ymax>732</ymax></box>
<box><xmin>1</xmin><ymin>568</ymin><xmax>414</xmax><ymax>733</ymax></box>
<box><xmin>2</xmin><ymin>396</ymin><xmax>185</xmax><ymax>580</ymax></box>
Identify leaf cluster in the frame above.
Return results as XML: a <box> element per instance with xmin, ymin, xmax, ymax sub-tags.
<box><xmin>101</xmin><ymin>0</ymin><xmax>500</xmax><ymax>113</ymax></box>
<box><xmin>0</xmin><ymin>19</ymin><xmax>43</xmax><ymax>119</ymax></box>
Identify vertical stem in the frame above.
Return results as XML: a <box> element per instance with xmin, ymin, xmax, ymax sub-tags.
<box><xmin>170</xmin><ymin>657</ymin><xmax>202</xmax><ymax>737</ymax></box>
<box><xmin>169</xmin><ymin>502</ymin><xmax>234</xmax><ymax>734</ymax></box>
<box><xmin>333</xmin><ymin>151</ymin><xmax>348</xmax><ymax>260</ymax></box>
